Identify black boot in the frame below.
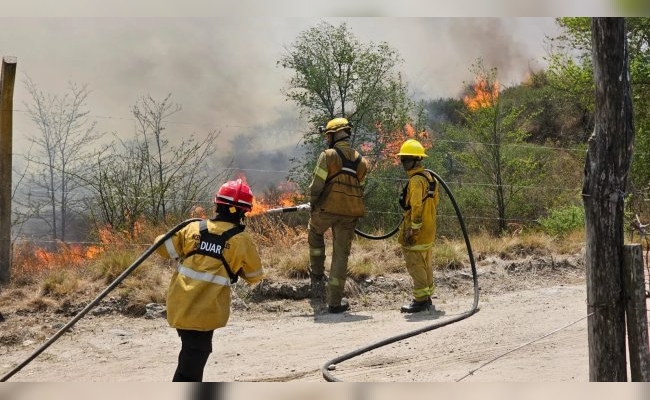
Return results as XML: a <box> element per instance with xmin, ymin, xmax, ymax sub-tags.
<box><xmin>328</xmin><ymin>298</ymin><xmax>350</xmax><ymax>314</ymax></box>
<box><xmin>400</xmin><ymin>298</ymin><xmax>431</xmax><ymax>313</ymax></box>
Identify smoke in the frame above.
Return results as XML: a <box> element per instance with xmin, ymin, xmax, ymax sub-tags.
<box><xmin>2</xmin><ymin>17</ymin><xmax>558</xmax><ymax>195</ymax></box>
<box><xmin>341</xmin><ymin>18</ymin><xmax>555</xmax><ymax>101</ymax></box>
<box><xmin>446</xmin><ymin>18</ymin><xmax>552</xmax><ymax>87</ymax></box>
<box><xmin>217</xmin><ymin>110</ymin><xmax>308</xmax><ymax>196</ymax></box>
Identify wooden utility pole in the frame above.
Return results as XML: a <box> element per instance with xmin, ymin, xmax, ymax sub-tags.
<box><xmin>582</xmin><ymin>18</ymin><xmax>633</xmax><ymax>381</ymax></box>
<box><xmin>0</xmin><ymin>56</ymin><xmax>17</xmax><ymax>285</ymax></box>
<box><xmin>622</xmin><ymin>245</ymin><xmax>650</xmax><ymax>381</ymax></box>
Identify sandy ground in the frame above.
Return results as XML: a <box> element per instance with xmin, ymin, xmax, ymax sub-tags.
<box><xmin>0</xmin><ymin>284</ymin><xmax>594</xmax><ymax>382</ymax></box>
<box><xmin>1</xmin><ymin>254</ymin><xmax>648</xmax><ymax>383</ymax></box>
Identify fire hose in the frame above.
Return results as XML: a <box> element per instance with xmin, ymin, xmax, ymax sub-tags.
<box><xmin>265</xmin><ymin>202</ymin><xmax>400</xmax><ymax>241</ymax></box>
<box><xmin>2</xmin><ymin>172</ymin><xmax>478</xmax><ymax>382</ymax></box>
<box><xmin>262</xmin><ymin>171</ymin><xmax>480</xmax><ymax>381</ymax></box>
<box><xmin>0</xmin><ymin>218</ymin><xmax>203</xmax><ymax>382</ymax></box>
<box><xmin>321</xmin><ymin>170</ymin><xmax>480</xmax><ymax>382</ymax></box>
<box><xmin>264</xmin><ymin>203</ymin><xmax>312</xmax><ymax>215</ymax></box>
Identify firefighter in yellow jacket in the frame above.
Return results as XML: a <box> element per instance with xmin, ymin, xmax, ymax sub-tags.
<box><xmin>396</xmin><ymin>139</ymin><xmax>440</xmax><ymax>313</ymax></box>
<box><xmin>308</xmin><ymin>117</ymin><xmax>369</xmax><ymax>313</ymax></box>
<box><xmin>154</xmin><ymin>179</ymin><xmax>264</xmax><ymax>381</ymax></box>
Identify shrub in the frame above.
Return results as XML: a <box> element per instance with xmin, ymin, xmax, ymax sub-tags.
<box><xmin>538</xmin><ymin>205</ymin><xmax>585</xmax><ymax>237</ymax></box>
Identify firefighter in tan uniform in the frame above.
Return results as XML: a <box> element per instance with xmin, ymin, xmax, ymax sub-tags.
<box><xmin>396</xmin><ymin>139</ymin><xmax>440</xmax><ymax>313</ymax></box>
<box><xmin>308</xmin><ymin>117</ymin><xmax>368</xmax><ymax>313</ymax></box>
<box><xmin>154</xmin><ymin>179</ymin><xmax>264</xmax><ymax>381</ymax></box>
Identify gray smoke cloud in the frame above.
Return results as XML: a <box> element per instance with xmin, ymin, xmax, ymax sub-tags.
<box><xmin>1</xmin><ymin>0</ymin><xmax>620</xmax><ymax>18</ymax></box>
<box><xmin>1</xmin><ymin>17</ymin><xmax>559</xmax><ymax>194</ymax></box>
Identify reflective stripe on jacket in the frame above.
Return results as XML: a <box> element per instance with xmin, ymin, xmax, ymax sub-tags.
<box><xmin>309</xmin><ymin>141</ymin><xmax>368</xmax><ymax>217</ymax></box>
<box><xmin>155</xmin><ymin>219</ymin><xmax>264</xmax><ymax>331</ymax></box>
<box><xmin>398</xmin><ymin>167</ymin><xmax>440</xmax><ymax>250</ymax></box>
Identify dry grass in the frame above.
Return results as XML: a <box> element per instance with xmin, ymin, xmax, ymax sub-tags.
<box><xmin>41</xmin><ymin>269</ymin><xmax>81</xmax><ymax>298</ymax></box>
<box><xmin>433</xmin><ymin>239</ymin><xmax>469</xmax><ymax>270</ymax></box>
<box><xmin>1</xmin><ymin>218</ymin><xmax>586</xmax><ymax>317</ymax></box>
<box><xmin>248</xmin><ymin>215</ymin><xmax>311</xmax><ymax>279</ymax></box>
<box><xmin>90</xmin><ymin>249</ymin><xmax>149</xmax><ymax>283</ymax></box>
<box><xmin>348</xmin><ymin>237</ymin><xmax>404</xmax><ymax>278</ymax></box>
<box><xmin>462</xmin><ymin>229</ymin><xmax>584</xmax><ymax>261</ymax></box>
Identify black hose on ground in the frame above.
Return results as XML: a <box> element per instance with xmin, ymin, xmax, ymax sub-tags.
<box><xmin>0</xmin><ymin>218</ymin><xmax>202</xmax><ymax>382</ymax></box>
<box><xmin>322</xmin><ymin>170</ymin><xmax>480</xmax><ymax>382</ymax></box>
<box><xmin>354</xmin><ymin>220</ymin><xmax>402</xmax><ymax>240</ymax></box>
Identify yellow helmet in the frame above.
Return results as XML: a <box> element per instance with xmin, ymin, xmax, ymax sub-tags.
<box><xmin>322</xmin><ymin>117</ymin><xmax>352</xmax><ymax>135</ymax></box>
<box><xmin>396</xmin><ymin>139</ymin><xmax>428</xmax><ymax>158</ymax></box>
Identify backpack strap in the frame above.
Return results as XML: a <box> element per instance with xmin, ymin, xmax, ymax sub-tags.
<box><xmin>399</xmin><ymin>171</ymin><xmax>437</xmax><ymax>210</ymax></box>
<box><xmin>185</xmin><ymin>220</ymin><xmax>245</xmax><ymax>284</ymax></box>
<box><xmin>416</xmin><ymin>171</ymin><xmax>437</xmax><ymax>200</ymax></box>
<box><xmin>325</xmin><ymin>146</ymin><xmax>362</xmax><ymax>183</ymax></box>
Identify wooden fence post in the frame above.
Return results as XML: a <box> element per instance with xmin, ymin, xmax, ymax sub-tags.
<box><xmin>583</xmin><ymin>17</ymin><xmax>633</xmax><ymax>381</ymax></box>
<box><xmin>622</xmin><ymin>244</ymin><xmax>650</xmax><ymax>381</ymax></box>
<box><xmin>0</xmin><ymin>56</ymin><xmax>17</xmax><ymax>285</ymax></box>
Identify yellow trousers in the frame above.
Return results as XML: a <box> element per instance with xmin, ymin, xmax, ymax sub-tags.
<box><xmin>402</xmin><ymin>247</ymin><xmax>435</xmax><ymax>302</ymax></box>
<box><xmin>308</xmin><ymin>211</ymin><xmax>358</xmax><ymax>306</ymax></box>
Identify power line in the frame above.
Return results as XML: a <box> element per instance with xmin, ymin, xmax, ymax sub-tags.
<box><xmin>455</xmin><ymin>312</ymin><xmax>594</xmax><ymax>382</ymax></box>
<box><xmin>17</xmin><ymin>176</ymin><xmax>582</xmax><ymax>198</ymax></box>
<box><xmin>12</xmin><ymin>108</ymin><xmax>301</xmax><ymax>133</ymax></box>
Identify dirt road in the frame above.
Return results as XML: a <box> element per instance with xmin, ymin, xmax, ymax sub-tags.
<box><xmin>1</xmin><ymin>282</ymin><xmax>595</xmax><ymax>382</ymax></box>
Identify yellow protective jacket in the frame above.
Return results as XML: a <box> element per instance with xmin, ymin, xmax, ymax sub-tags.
<box><xmin>398</xmin><ymin>167</ymin><xmax>440</xmax><ymax>251</ymax></box>
<box><xmin>155</xmin><ymin>219</ymin><xmax>264</xmax><ymax>331</ymax></box>
<box><xmin>309</xmin><ymin>141</ymin><xmax>368</xmax><ymax>217</ymax></box>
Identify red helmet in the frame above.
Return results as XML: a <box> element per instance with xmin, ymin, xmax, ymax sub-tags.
<box><xmin>214</xmin><ymin>179</ymin><xmax>254</xmax><ymax>212</ymax></box>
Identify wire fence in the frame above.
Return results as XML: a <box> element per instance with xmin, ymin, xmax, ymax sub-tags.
<box><xmin>5</xmin><ymin>112</ymin><xmax>620</xmax><ymax>249</ymax></box>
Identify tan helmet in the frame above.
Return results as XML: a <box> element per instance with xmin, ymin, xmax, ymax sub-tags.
<box><xmin>396</xmin><ymin>139</ymin><xmax>428</xmax><ymax>158</ymax></box>
<box><xmin>322</xmin><ymin>117</ymin><xmax>352</xmax><ymax>135</ymax></box>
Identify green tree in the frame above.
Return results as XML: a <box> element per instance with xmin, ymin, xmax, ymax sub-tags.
<box><xmin>278</xmin><ymin>21</ymin><xmax>428</xmax><ymax>233</ymax></box>
<box><xmin>548</xmin><ymin>17</ymin><xmax>650</xmax><ymax>213</ymax></box>
<box><xmin>447</xmin><ymin>59</ymin><xmax>543</xmax><ymax>235</ymax></box>
<box><xmin>509</xmin><ymin>70</ymin><xmax>589</xmax><ymax>146</ymax></box>
<box><xmin>278</xmin><ymin>21</ymin><xmax>425</xmax><ymax>190</ymax></box>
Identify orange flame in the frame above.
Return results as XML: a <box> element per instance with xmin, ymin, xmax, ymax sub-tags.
<box><xmin>31</xmin><ymin>242</ymin><xmax>103</xmax><ymax>271</ymax></box>
<box><xmin>371</xmin><ymin>123</ymin><xmax>431</xmax><ymax>166</ymax></box>
<box><xmin>85</xmin><ymin>246</ymin><xmax>102</xmax><ymax>259</ymax></box>
<box><xmin>231</xmin><ymin>173</ymin><xmax>304</xmax><ymax>217</ymax></box>
<box><xmin>34</xmin><ymin>248</ymin><xmax>52</xmax><ymax>265</ymax></box>
<box><xmin>464</xmin><ymin>79</ymin><xmax>499</xmax><ymax>110</ymax></box>
<box><xmin>249</xmin><ymin>186</ymin><xmax>303</xmax><ymax>216</ymax></box>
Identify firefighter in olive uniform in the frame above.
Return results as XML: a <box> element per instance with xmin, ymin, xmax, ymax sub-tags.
<box><xmin>155</xmin><ymin>179</ymin><xmax>264</xmax><ymax>381</ymax></box>
<box><xmin>396</xmin><ymin>139</ymin><xmax>440</xmax><ymax>313</ymax></box>
<box><xmin>308</xmin><ymin>117</ymin><xmax>369</xmax><ymax>313</ymax></box>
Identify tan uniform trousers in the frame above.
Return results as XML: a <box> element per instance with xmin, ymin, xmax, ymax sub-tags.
<box><xmin>402</xmin><ymin>247</ymin><xmax>435</xmax><ymax>302</ymax></box>
<box><xmin>308</xmin><ymin>210</ymin><xmax>358</xmax><ymax>306</ymax></box>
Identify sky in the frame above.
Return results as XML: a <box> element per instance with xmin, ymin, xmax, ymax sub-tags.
<box><xmin>0</xmin><ymin>16</ymin><xmax>565</xmax><ymax>192</ymax></box>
